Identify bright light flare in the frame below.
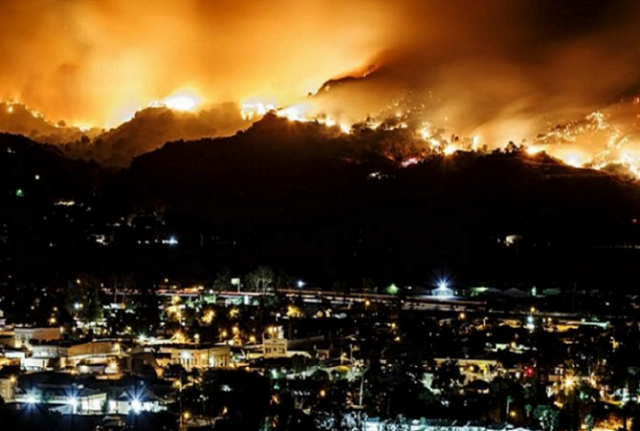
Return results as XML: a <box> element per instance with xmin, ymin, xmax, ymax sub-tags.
<box><xmin>563</xmin><ymin>376</ymin><xmax>575</xmax><ymax>389</ymax></box>
<box><xmin>443</xmin><ymin>145</ymin><xmax>457</xmax><ymax>156</ymax></box>
<box><xmin>526</xmin><ymin>146</ymin><xmax>543</xmax><ymax>155</ymax></box>
<box><xmin>275</xmin><ymin>103</ymin><xmax>313</xmax><ymax>122</ymax></box>
<box><xmin>161</xmin><ymin>92</ymin><xmax>201</xmax><ymax>112</ymax></box>
<box><xmin>131</xmin><ymin>399</ymin><xmax>142</xmax><ymax>413</ymax></box>
<box><xmin>565</xmin><ymin>156</ymin><xmax>585</xmax><ymax>168</ymax></box>
<box><xmin>241</xmin><ymin>100</ymin><xmax>275</xmax><ymax>120</ymax></box>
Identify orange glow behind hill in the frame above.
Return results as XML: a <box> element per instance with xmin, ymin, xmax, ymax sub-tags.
<box><xmin>2</xmin><ymin>1</ymin><xmax>640</xmax><ymax>174</ymax></box>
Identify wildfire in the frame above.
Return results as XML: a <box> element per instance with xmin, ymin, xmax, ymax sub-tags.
<box><xmin>443</xmin><ymin>145</ymin><xmax>457</xmax><ymax>156</ymax></box>
<box><xmin>235</xmin><ymin>97</ymin><xmax>640</xmax><ymax>177</ymax></box>
<box><xmin>240</xmin><ymin>99</ymin><xmax>353</xmax><ymax>134</ymax></box>
<box><xmin>526</xmin><ymin>146</ymin><xmax>542</xmax><ymax>155</ymax></box>
<box><xmin>241</xmin><ymin>101</ymin><xmax>276</xmax><ymax>120</ymax></box>
<box><xmin>150</xmin><ymin>91</ymin><xmax>201</xmax><ymax>112</ymax></box>
<box><xmin>5</xmin><ymin>83</ymin><xmax>640</xmax><ymax>180</ymax></box>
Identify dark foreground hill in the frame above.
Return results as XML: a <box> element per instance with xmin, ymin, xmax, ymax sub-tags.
<box><xmin>122</xmin><ymin>115</ymin><xmax>640</xmax><ymax>288</ymax></box>
<box><xmin>3</xmin><ymin>117</ymin><xmax>640</xmax><ymax>289</ymax></box>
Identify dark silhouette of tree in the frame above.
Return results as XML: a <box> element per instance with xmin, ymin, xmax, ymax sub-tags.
<box><xmin>65</xmin><ymin>273</ymin><xmax>103</xmax><ymax>324</ymax></box>
<box><xmin>199</xmin><ymin>369</ymin><xmax>270</xmax><ymax>431</ymax></box>
<box><xmin>214</xmin><ymin>267</ymin><xmax>233</xmax><ymax>292</ymax></box>
<box><xmin>245</xmin><ymin>266</ymin><xmax>275</xmax><ymax>294</ymax></box>
<box><xmin>432</xmin><ymin>360</ymin><xmax>465</xmax><ymax>401</ymax></box>
<box><xmin>133</xmin><ymin>280</ymin><xmax>160</xmax><ymax>335</ymax></box>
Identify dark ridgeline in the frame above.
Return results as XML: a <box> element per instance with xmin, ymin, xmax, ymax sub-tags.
<box><xmin>3</xmin><ymin>113</ymin><xmax>640</xmax><ymax>290</ymax></box>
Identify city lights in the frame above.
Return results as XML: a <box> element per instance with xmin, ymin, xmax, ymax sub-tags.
<box><xmin>1</xmin><ymin>2</ymin><xmax>638</xmax><ymax>430</ymax></box>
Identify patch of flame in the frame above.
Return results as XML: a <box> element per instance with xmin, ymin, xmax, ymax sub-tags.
<box><xmin>160</xmin><ymin>92</ymin><xmax>201</xmax><ymax>112</ymax></box>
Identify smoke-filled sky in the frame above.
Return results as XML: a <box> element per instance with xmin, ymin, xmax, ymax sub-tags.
<box><xmin>1</xmin><ymin>0</ymin><xmax>640</xmax><ymax>134</ymax></box>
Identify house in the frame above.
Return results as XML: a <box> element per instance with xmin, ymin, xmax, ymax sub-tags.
<box><xmin>263</xmin><ymin>326</ymin><xmax>288</xmax><ymax>359</ymax></box>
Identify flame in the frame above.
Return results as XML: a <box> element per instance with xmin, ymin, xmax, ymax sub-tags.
<box><xmin>158</xmin><ymin>92</ymin><xmax>201</xmax><ymax>112</ymax></box>
<box><xmin>565</xmin><ymin>156</ymin><xmax>584</xmax><ymax>168</ymax></box>
<box><xmin>6</xmin><ymin>78</ymin><xmax>640</xmax><ymax>180</ymax></box>
<box><xmin>275</xmin><ymin>103</ymin><xmax>313</xmax><ymax>122</ymax></box>
<box><xmin>443</xmin><ymin>145</ymin><xmax>457</xmax><ymax>156</ymax></box>
<box><xmin>526</xmin><ymin>146</ymin><xmax>543</xmax><ymax>155</ymax></box>
<box><xmin>241</xmin><ymin>100</ymin><xmax>276</xmax><ymax>120</ymax></box>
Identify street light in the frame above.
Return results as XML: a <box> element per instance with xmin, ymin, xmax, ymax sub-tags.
<box><xmin>297</xmin><ymin>280</ymin><xmax>305</xmax><ymax>289</ymax></box>
<box><xmin>69</xmin><ymin>397</ymin><xmax>78</xmax><ymax>413</ymax></box>
<box><xmin>564</xmin><ymin>376</ymin><xmax>575</xmax><ymax>389</ymax></box>
<box><xmin>131</xmin><ymin>399</ymin><xmax>142</xmax><ymax>414</ymax></box>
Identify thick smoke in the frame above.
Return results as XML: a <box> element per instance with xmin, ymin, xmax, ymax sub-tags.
<box><xmin>0</xmin><ymin>0</ymin><xmax>388</xmax><ymax>127</ymax></box>
<box><xmin>2</xmin><ymin>0</ymin><xmax>640</xmax><ymax>165</ymax></box>
<box><xmin>0</xmin><ymin>101</ymin><xmax>249</xmax><ymax>166</ymax></box>
<box><xmin>309</xmin><ymin>1</ymin><xmax>640</xmax><ymax>146</ymax></box>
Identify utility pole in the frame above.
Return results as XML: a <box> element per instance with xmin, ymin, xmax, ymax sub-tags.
<box><xmin>506</xmin><ymin>395</ymin><xmax>513</xmax><ymax>423</ymax></box>
<box><xmin>179</xmin><ymin>370</ymin><xmax>183</xmax><ymax>431</ymax></box>
<box><xmin>358</xmin><ymin>366</ymin><xmax>369</xmax><ymax>407</ymax></box>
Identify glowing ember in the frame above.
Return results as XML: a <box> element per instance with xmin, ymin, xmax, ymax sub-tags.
<box><xmin>401</xmin><ymin>157</ymin><xmax>420</xmax><ymax>167</ymax></box>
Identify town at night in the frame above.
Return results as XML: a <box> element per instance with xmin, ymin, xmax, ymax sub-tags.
<box><xmin>3</xmin><ymin>1</ymin><xmax>640</xmax><ymax>430</ymax></box>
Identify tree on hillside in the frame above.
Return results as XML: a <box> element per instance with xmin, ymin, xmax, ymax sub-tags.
<box><xmin>65</xmin><ymin>273</ymin><xmax>103</xmax><ymax>324</ymax></box>
<box><xmin>245</xmin><ymin>266</ymin><xmax>275</xmax><ymax>294</ymax></box>
<box><xmin>213</xmin><ymin>267</ymin><xmax>233</xmax><ymax>292</ymax></box>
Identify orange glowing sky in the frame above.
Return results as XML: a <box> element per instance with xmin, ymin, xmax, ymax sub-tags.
<box><xmin>2</xmin><ymin>0</ymin><xmax>640</xmax><ymax>135</ymax></box>
<box><xmin>0</xmin><ymin>0</ymin><xmax>396</xmax><ymax>127</ymax></box>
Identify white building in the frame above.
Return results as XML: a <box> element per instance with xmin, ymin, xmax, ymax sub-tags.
<box><xmin>263</xmin><ymin>327</ymin><xmax>287</xmax><ymax>359</ymax></box>
<box><xmin>13</xmin><ymin>327</ymin><xmax>61</xmax><ymax>349</ymax></box>
<box><xmin>0</xmin><ymin>376</ymin><xmax>15</xmax><ymax>402</ymax></box>
<box><xmin>160</xmin><ymin>344</ymin><xmax>230</xmax><ymax>371</ymax></box>
<box><xmin>23</xmin><ymin>340</ymin><xmax>119</xmax><ymax>371</ymax></box>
